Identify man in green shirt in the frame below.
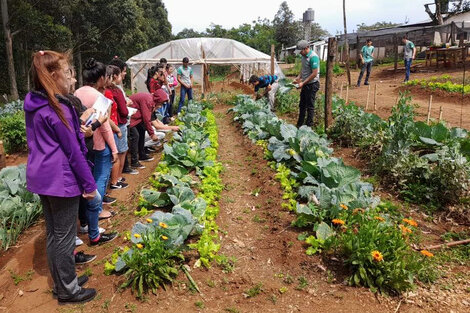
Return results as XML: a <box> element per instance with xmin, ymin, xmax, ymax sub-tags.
<box><xmin>294</xmin><ymin>40</ymin><xmax>320</xmax><ymax>128</ymax></box>
<box><xmin>357</xmin><ymin>39</ymin><xmax>374</xmax><ymax>87</ymax></box>
<box><xmin>402</xmin><ymin>36</ymin><xmax>416</xmax><ymax>82</ymax></box>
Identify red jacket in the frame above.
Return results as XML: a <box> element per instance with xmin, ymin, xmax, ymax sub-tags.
<box><xmin>129</xmin><ymin>92</ymin><xmax>155</xmax><ymax>135</ymax></box>
<box><xmin>109</xmin><ymin>87</ymin><xmax>128</xmax><ymax>125</ymax></box>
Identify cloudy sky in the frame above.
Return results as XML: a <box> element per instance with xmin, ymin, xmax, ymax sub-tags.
<box><xmin>164</xmin><ymin>0</ymin><xmax>433</xmax><ymax>35</ymax></box>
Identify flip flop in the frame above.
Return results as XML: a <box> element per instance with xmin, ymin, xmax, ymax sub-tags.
<box><xmin>98</xmin><ymin>210</ymin><xmax>117</xmax><ymax>220</ymax></box>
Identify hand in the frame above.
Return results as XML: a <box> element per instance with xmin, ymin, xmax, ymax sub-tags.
<box><xmin>293</xmin><ymin>78</ymin><xmax>300</xmax><ymax>84</ymax></box>
<box><xmin>111</xmin><ymin>153</ymin><xmax>118</xmax><ymax>164</ymax></box>
<box><xmin>151</xmin><ymin>134</ymin><xmax>159</xmax><ymax>141</ymax></box>
<box><xmin>297</xmin><ymin>81</ymin><xmax>304</xmax><ymax>89</ymax></box>
<box><xmin>80</xmin><ymin>125</ymin><xmax>93</xmax><ymax>138</ymax></box>
<box><xmin>126</xmin><ymin>99</ymin><xmax>133</xmax><ymax>106</ymax></box>
<box><xmin>97</xmin><ymin>112</ymin><xmax>108</xmax><ymax>124</ymax></box>
<box><xmin>171</xmin><ymin>125</ymin><xmax>180</xmax><ymax>131</ymax></box>
<box><xmin>80</xmin><ymin>108</ymin><xmax>95</xmax><ymax>122</ymax></box>
<box><xmin>266</xmin><ymin>85</ymin><xmax>272</xmax><ymax>91</ymax></box>
<box><xmin>83</xmin><ymin>189</ymin><xmax>97</xmax><ymax>200</ymax></box>
<box><xmin>412</xmin><ymin>56</ymin><xmax>416</xmax><ymax>60</ymax></box>
<box><xmin>117</xmin><ymin>130</ymin><xmax>122</xmax><ymax>138</ymax></box>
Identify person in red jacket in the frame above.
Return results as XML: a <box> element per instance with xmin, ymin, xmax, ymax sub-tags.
<box><xmin>128</xmin><ymin>89</ymin><xmax>167</xmax><ymax>168</ymax></box>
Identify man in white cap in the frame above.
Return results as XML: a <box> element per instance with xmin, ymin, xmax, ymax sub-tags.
<box><xmin>294</xmin><ymin>40</ymin><xmax>320</xmax><ymax>128</ymax></box>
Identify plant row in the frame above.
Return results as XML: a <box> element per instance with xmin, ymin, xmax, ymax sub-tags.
<box><xmin>105</xmin><ymin>100</ymin><xmax>223</xmax><ymax>298</ymax></box>
<box><xmin>0</xmin><ymin>165</ymin><xmax>42</xmax><ymax>250</ymax></box>
<box><xmin>329</xmin><ymin>93</ymin><xmax>470</xmax><ymax>209</ymax></box>
<box><xmin>230</xmin><ymin>95</ymin><xmax>435</xmax><ymax>294</ymax></box>
<box><xmin>405</xmin><ymin>75</ymin><xmax>470</xmax><ymax>94</ymax></box>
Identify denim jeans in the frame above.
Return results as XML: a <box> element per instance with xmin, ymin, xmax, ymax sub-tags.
<box><xmin>178</xmin><ymin>86</ymin><xmax>193</xmax><ymax>113</ymax></box>
<box><xmin>85</xmin><ymin>191</ymin><xmax>102</xmax><ymax>240</ymax></box>
<box><xmin>357</xmin><ymin>61</ymin><xmax>373</xmax><ymax>85</ymax></box>
<box><xmin>93</xmin><ymin>144</ymin><xmax>111</xmax><ymax>212</ymax></box>
<box><xmin>404</xmin><ymin>58</ymin><xmax>413</xmax><ymax>82</ymax></box>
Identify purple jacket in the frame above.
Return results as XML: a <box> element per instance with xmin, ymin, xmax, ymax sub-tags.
<box><xmin>24</xmin><ymin>91</ymin><xmax>97</xmax><ymax>197</ymax></box>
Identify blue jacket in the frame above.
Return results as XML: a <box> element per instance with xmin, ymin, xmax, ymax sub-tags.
<box><xmin>255</xmin><ymin>75</ymin><xmax>278</xmax><ymax>92</ymax></box>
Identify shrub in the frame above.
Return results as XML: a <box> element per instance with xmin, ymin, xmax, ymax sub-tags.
<box><xmin>0</xmin><ymin>111</ymin><xmax>27</xmax><ymax>154</ymax></box>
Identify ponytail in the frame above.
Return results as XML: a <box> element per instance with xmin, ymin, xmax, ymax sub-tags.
<box><xmin>31</xmin><ymin>50</ymin><xmax>71</xmax><ymax>129</ymax></box>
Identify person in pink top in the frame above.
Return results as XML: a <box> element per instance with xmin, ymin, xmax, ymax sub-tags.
<box><xmin>75</xmin><ymin>59</ymin><xmax>120</xmax><ymax>236</ymax></box>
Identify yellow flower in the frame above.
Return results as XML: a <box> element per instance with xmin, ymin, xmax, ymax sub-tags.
<box><xmin>159</xmin><ymin>222</ymin><xmax>168</xmax><ymax>229</ymax></box>
<box><xmin>340</xmin><ymin>204</ymin><xmax>348</xmax><ymax>210</ymax></box>
<box><xmin>146</xmin><ymin>218</ymin><xmax>153</xmax><ymax>223</ymax></box>
<box><xmin>420</xmin><ymin>250</ymin><xmax>434</xmax><ymax>258</ymax></box>
<box><xmin>374</xmin><ymin>216</ymin><xmax>385</xmax><ymax>222</ymax></box>
<box><xmin>371</xmin><ymin>250</ymin><xmax>384</xmax><ymax>262</ymax></box>
<box><xmin>133</xmin><ymin>233</ymin><xmax>141</xmax><ymax>238</ymax></box>
<box><xmin>332</xmin><ymin>219</ymin><xmax>345</xmax><ymax>225</ymax></box>
<box><xmin>161</xmin><ymin>235</ymin><xmax>168</xmax><ymax>240</ymax></box>
<box><xmin>403</xmin><ymin>218</ymin><xmax>418</xmax><ymax>227</ymax></box>
<box><xmin>136</xmin><ymin>243</ymin><xmax>143</xmax><ymax>249</ymax></box>
<box><xmin>399</xmin><ymin>225</ymin><xmax>412</xmax><ymax>235</ymax></box>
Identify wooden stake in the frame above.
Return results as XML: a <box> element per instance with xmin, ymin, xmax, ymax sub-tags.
<box><xmin>425</xmin><ymin>239</ymin><xmax>470</xmax><ymax>250</ymax></box>
<box><xmin>0</xmin><ymin>140</ymin><xmax>6</xmax><ymax>170</ymax></box>
<box><xmin>365</xmin><ymin>84</ymin><xmax>371</xmax><ymax>110</ymax></box>
<box><xmin>340</xmin><ymin>81</ymin><xmax>344</xmax><ymax>98</ymax></box>
<box><xmin>345</xmin><ymin>85</ymin><xmax>349</xmax><ymax>104</ymax></box>
<box><xmin>324</xmin><ymin>37</ymin><xmax>337</xmax><ymax>129</ymax></box>
<box><xmin>427</xmin><ymin>95</ymin><xmax>433</xmax><ymax>125</ymax></box>
<box><xmin>373</xmin><ymin>83</ymin><xmax>378</xmax><ymax>111</ymax></box>
<box><xmin>270</xmin><ymin>44</ymin><xmax>275</xmax><ymax>76</ymax></box>
<box><xmin>438</xmin><ymin>106</ymin><xmax>443</xmax><ymax>122</ymax></box>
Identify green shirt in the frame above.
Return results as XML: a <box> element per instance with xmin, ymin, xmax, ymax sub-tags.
<box><xmin>404</xmin><ymin>40</ymin><xmax>415</xmax><ymax>60</ymax></box>
<box><xmin>361</xmin><ymin>45</ymin><xmax>374</xmax><ymax>63</ymax></box>
<box><xmin>301</xmin><ymin>50</ymin><xmax>320</xmax><ymax>83</ymax></box>
<box><xmin>177</xmin><ymin>65</ymin><xmax>193</xmax><ymax>86</ymax></box>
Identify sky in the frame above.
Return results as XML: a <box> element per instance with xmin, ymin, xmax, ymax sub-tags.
<box><xmin>163</xmin><ymin>0</ymin><xmax>433</xmax><ymax>35</ymax></box>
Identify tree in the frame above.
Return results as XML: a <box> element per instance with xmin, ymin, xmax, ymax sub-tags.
<box><xmin>273</xmin><ymin>1</ymin><xmax>300</xmax><ymax>50</ymax></box>
<box><xmin>425</xmin><ymin>0</ymin><xmax>447</xmax><ymax>25</ymax></box>
<box><xmin>174</xmin><ymin>28</ymin><xmax>205</xmax><ymax>39</ymax></box>
<box><xmin>356</xmin><ymin>21</ymin><xmax>401</xmax><ymax>32</ymax></box>
<box><xmin>1</xmin><ymin>0</ymin><xmax>18</xmax><ymax>99</ymax></box>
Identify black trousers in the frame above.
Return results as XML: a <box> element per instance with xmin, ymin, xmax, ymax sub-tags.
<box><xmin>129</xmin><ymin>123</ymin><xmax>147</xmax><ymax>164</ymax></box>
<box><xmin>296</xmin><ymin>81</ymin><xmax>320</xmax><ymax>128</ymax></box>
<box><xmin>168</xmin><ymin>90</ymin><xmax>175</xmax><ymax>117</ymax></box>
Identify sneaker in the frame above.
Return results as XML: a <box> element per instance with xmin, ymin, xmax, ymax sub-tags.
<box><xmin>145</xmin><ymin>147</ymin><xmax>157</xmax><ymax>154</ymax></box>
<box><xmin>102</xmin><ymin>195</ymin><xmax>116</xmax><ymax>204</ymax></box>
<box><xmin>53</xmin><ymin>275</ymin><xmax>89</xmax><ymax>298</ymax></box>
<box><xmin>131</xmin><ymin>161</ymin><xmax>145</xmax><ymax>169</ymax></box>
<box><xmin>79</xmin><ymin>225</ymin><xmax>105</xmax><ymax>234</ymax></box>
<box><xmin>364</xmin><ymin>82</ymin><xmax>369</xmax><ymax>85</ymax></box>
<box><xmin>118</xmin><ymin>177</ymin><xmax>126</xmax><ymax>182</ymax></box>
<box><xmin>75</xmin><ymin>236</ymin><xmax>83</xmax><ymax>246</ymax></box>
<box><xmin>110</xmin><ymin>181</ymin><xmax>129</xmax><ymax>190</ymax></box>
<box><xmin>139</xmin><ymin>155</ymin><xmax>154</xmax><ymax>162</ymax></box>
<box><xmin>123</xmin><ymin>168</ymin><xmax>139</xmax><ymax>174</ymax></box>
<box><xmin>90</xmin><ymin>232</ymin><xmax>118</xmax><ymax>246</ymax></box>
<box><xmin>58</xmin><ymin>288</ymin><xmax>96</xmax><ymax>304</ymax></box>
<box><xmin>75</xmin><ymin>252</ymin><xmax>97</xmax><ymax>265</ymax></box>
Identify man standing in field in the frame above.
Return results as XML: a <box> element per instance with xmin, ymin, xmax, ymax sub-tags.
<box><xmin>294</xmin><ymin>40</ymin><xmax>320</xmax><ymax>128</ymax></box>
<box><xmin>177</xmin><ymin>57</ymin><xmax>193</xmax><ymax>113</ymax></box>
<box><xmin>357</xmin><ymin>39</ymin><xmax>374</xmax><ymax>87</ymax></box>
<box><xmin>402</xmin><ymin>36</ymin><xmax>416</xmax><ymax>83</ymax></box>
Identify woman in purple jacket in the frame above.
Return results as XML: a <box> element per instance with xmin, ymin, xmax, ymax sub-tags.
<box><xmin>24</xmin><ymin>50</ymin><xmax>97</xmax><ymax>304</ymax></box>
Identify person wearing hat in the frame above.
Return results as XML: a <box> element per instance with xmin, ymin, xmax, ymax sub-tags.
<box><xmin>248</xmin><ymin>74</ymin><xmax>279</xmax><ymax>111</ymax></box>
<box><xmin>294</xmin><ymin>40</ymin><xmax>320</xmax><ymax>128</ymax></box>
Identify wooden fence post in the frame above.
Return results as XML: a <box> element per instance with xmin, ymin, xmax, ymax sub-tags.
<box><xmin>0</xmin><ymin>140</ymin><xmax>6</xmax><ymax>170</ymax></box>
<box><xmin>374</xmin><ymin>83</ymin><xmax>378</xmax><ymax>111</ymax></box>
<box><xmin>394</xmin><ymin>34</ymin><xmax>399</xmax><ymax>73</ymax></box>
<box><xmin>365</xmin><ymin>84</ymin><xmax>371</xmax><ymax>110</ymax></box>
<box><xmin>271</xmin><ymin>44</ymin><xmax>275</xmax><ymax>76</ymax></box>
<box><xmin>427</xmin><ymin>95</ymin><xmax>433</xmax><ymax>124</ymax></box>
<box><xmin>438</xmin><ymin>106</ymin><xmax>443</xmax><ymax>122</ymax></box>
<box><xmin>324</xmin><ymin>37</ymin><xmax>337</xmax><ymax>130</ymax></box>
<box><xmin>345</xmin><ymin>85</ymin><xmax>349</xmax><ymax>104</ymax></box>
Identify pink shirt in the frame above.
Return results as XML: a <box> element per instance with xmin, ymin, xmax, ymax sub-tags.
<box><xmin>74</xmin><ymin>86</ymin><xmax>118</xmax><ymax>154</ymax></box>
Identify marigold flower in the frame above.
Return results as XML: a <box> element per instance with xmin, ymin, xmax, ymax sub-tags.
<box><xmin>374</xmin><ymin>216</ymin><xmax>385</xmax><ymax>222</ymax></box>
<box><xmin>420</xmin><ymin>250</ymin><xmax>434</xmax><ymax>258</ymax></box>
<box><xmin>371</xmin><ymin>250</ymin><xmax>384</xmax><ymax>262</ymax></box>
<box><xmin>159</xmin><ymin>222</ymin><xmax>168</xmax><ymax>229</ymax></box>
<box><xmin>136</xmin><ymin>243</ymin><xmax>143</xmax><ymax>249</ymax></box>
<box><xmin>146</xmin><ymin>218</ymin><xmax>153</xmax><ymax>223</ymax></box>
<box><xmin>399</xmin><ymin>225</ymin><xmax>412</xmax><ymax>235</ymax></box>
<box><xmin>133</xmin><ymin>233</ymin><xmax>141</xmax><ymax>238</ymax></box>
<box><xmin>340</xmin><ymin>204</ymin><xmax>348</xmax><ymax>210</ymax></box>
<box><xmin>332</xmin><ymin>219</ymin><xmax>345</xmax><ymax>225</ymax></box>
<box><xmin>353</xmin><ymin>208</ymin><xmax>364</xmax><ymax>215</ymax></box>
<box><xmin>161</xmin><ymin>235</ymin><xmax>168</xmax><ymax>240</ymax></box>
<box><xmin>403</xmin><ymin>218</ymin><xmax>418</xmax><ymax>227</ymax></box>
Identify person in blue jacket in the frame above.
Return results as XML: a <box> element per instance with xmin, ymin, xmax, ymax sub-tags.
<box><xmin>249</xmin><ymin>74</ymin><xmax>279</xmax><ymax>111</ymax></box>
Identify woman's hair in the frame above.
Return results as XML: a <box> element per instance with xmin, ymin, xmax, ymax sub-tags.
<box><xmin>166</xmin><ymin>64</ymin><xmax>173</xmax><ymax>70</ymax></box>
<box><xmin>249</xmin><ymin>75</ymin><xmax>259</xmax><ymax>84</ymax></box>
<box><xmin>31</xmin><ymin>50</ymin><xmax>70</xmax><ymax>128</ymax></box>
<box><xmin>145</xmin><ymin>65</ymin><xmax>158</xmax><ymax>92</ymax></box>
<box><xmin>105</xmin><ymin>65</ymin><xmax>120</xmax><ymax>89</ymax></box>
<box><xmin>109</xmin><ymin>57</ymin><xmax>127</xmax><ymax>72</ymax></box>
<box><xmin>82</xmin><ymin>58</ymin><xmax>106</xmax><ymax>85</ymax></box>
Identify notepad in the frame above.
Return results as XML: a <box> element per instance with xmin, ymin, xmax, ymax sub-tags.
<box><xmin>93</xmin><ymin>94</ymin><xmax>112</xmax><ymax>116</ymax></box>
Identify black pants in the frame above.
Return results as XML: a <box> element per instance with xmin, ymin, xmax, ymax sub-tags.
<box><xmin>357</xmin><ymin>61</ymin><xmax>373</xmax><ymax>85</ymax></box>
<box><xmin>168</xmin><ymin>91</ymin><xmax>175</xmax><ymax>117</ymax></box>
<box><xmin>129</xmin><ymin>123</ymin><xmax>147</xmax><ymax>164</ymax></box>
<box><xmin>297</xmin><ymin>81</ymin><xmax>319</xmax><ymax>128</ymax></box>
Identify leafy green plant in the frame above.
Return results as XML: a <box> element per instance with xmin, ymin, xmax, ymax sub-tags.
<box><xmin>0</xmin><ymin>111</ymin><xmax>27</xmax><ymax>153</ymax></box>
<box><xmin>244</xmin><ymin>282</ymin><xmax>263</xmax><ymax>298</ymax></box>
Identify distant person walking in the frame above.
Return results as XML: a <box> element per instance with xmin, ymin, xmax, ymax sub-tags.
<box><xmin>402</xmin><ymin>36</ymin><xmax>416</xmax><ymax>83</ymax></box>
<box><xmin>177</xmin><ymin>57</ymin><xmax>193</xmax><ymax>113</ymax></box>
<box><xmin>357</xmin><ymin>39</ymin><xmax>374</xmax><ymax>87</ymax></box>
<box><xmin>294</xmin><ymin>40</ymin><xmax>320</xmax><ymax>128</ymax></box>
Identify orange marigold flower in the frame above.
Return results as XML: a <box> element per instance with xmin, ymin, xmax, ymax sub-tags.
<box><xmin>371</xmin><ymin>250</ymin><xmax>384</xmax><ymax>262</ymax></box>
<box><xmin>420</xmin><ymin>250</ymin><xmax>434</xmax><ymax>257</ymax></box>
<box><xmin>353</xmin><ymin>208</ymin><xmax>364</xmax><ymax>215</ymax></box>
<box><xmin>136</xmin><ymin>243</ymin><xmax>143</xmax><ymax>249</ymax></box>
<box><xmin>161</xmin><ymin>235</ymin><xmax>168</xmax><ymax>240</ymax></box>
<box><xmin>399</xmin><ymin>225</ymin><xmax>412</xmax><ymax>235</ymax></box>
<box><xmin>403</xmin><ymin>218</ymin><xmax>418</xmax><ymax>227</ymax></box>
<box><xmin>146</xmin><ymin>218</ymin><xmax>153</xmax><ymax>223</ymax></box>
<box><xmin>159</xmin><ymin>222</ymin><xmax>168</xmax><ymax>229</ymax></box>
<box><xmin>375</xmin><ymin>216</ymin><xmax>385</xmax><ymax>222</ymax></box>
<box><xmin>340</xmin><ymin>204</ymin><xmax>348</xmax><ymax>210</ymax></box>
<box><xmin>332</xmin><ymin>219</ymin><xmax>345</xmax><ymax>225</ymax></box>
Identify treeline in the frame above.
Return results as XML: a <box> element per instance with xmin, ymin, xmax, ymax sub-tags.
<box><xmin>0</xmin><ymin>0</ymin><xmax>171</xmax><ymax>98</ymax></box>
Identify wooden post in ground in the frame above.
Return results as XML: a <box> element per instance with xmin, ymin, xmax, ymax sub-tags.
<box><xmin>427</xmin><ymin>95</ymin><xmax>433</xmax><ymax>124</ymax></box>
<box><xmin>340</xmin><ymin>82</ymin><xmax>344</xmax><ymax>98</ymax></box>
<box><xmin>394</xmin><ymin>34</ymin><xmax>399</xmax><ymax>73</ymax></box>
<box><xmin>356</xmin><ymin>35</ymin><xmax>361</xmax><ymax>69</ymax></box>
<box><xmin>324</xmin><ymin>37</ymin><xmax>337</xmax><ymax>130</ymax></box>
<box><xmin>0</xmin><ymin>140</ymin><xmax>6</xmax><ymax>170</ymax></box>
<box><xmin>270</xmin><ymin>44</ymin><xmax>275</xmax><ymax>76</ymax></box>
<box><xmin>374</xmin><ymin>83</ymin><xmax>378</xmax><ymax>111</ymax></box>
<box><xmin>439</xmin><ymin>106</ymin><xmax>443</xmax><ymax>122</ymax></box>
<box><xmin>365</xmin><ymin>84</ymin><xmax>371</xmax><ymax>110</ymax></box>
<box><xmin>345</xmin><ymin>85</ymin><xmax>349</xmax><ymax>104</ymax></box>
